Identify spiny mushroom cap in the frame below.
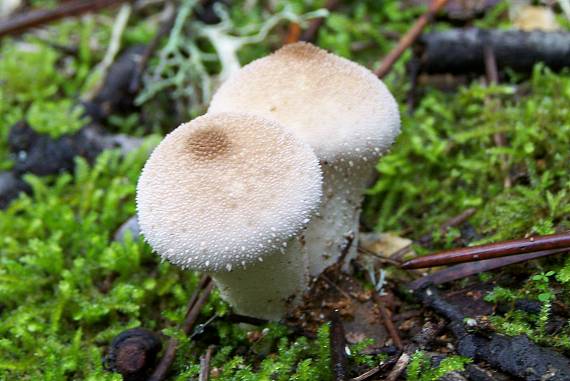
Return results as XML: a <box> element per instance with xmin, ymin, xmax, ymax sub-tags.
<box><xmin>209</xmin><ymin>42</ymin><xmax>401</xmax><ymax>163</ymax></box>
<box><xmin>136</xmin><ymin>113</ymin><xmax>322</xmax><ymax>272</ymax></box>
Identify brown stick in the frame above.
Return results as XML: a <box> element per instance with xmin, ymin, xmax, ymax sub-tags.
<box><xmin>0</xmin><ymin>0</ymin><xmax>130</xmax><ymax>38</ymax></box>
<box><xmin>300</xmin><ymin>0</ymin><xmax>341</xmax><ymax>42</ymax></box>
<box><xmin>321</xmin><ymin>274</ymin><xmax>353</xmax><ymax>300</ymax></box>
<box><xmin>372</xmin><ymin>294</ymin><xmax>403</xmax><ymax>349</ymax></box>
<box><xmin>440</xmin><ymin>207</ymin><xmax>477</xmax><ymax>233</ymax></box>
<box><xmin>401</xmin><ymin>231</ymin><xmax>570</xmax><ymax>269</ymax></box>
<box><xmin>374</xmin><ymin>0</ymin><xmax>449</xmax><ymax>78</ymax></box>
<box><xmin>418</xmin><ymin>208</ymin><xmax>477</xmax><ymax>246</ymax></box>
<box><xmin>408</xmin><ymin>247</ymin><xmax>569</xmax><ymax>290</ymax></box>
<box><xmin>129</xmin><ymin>1</ymin><xmax>177</xmax><ymax>93</ymax></box>
<box><xmin>199</xmin><ymin>346</ymin><xmax>214</xmax><ymax>381</ymax></box>
<box><xmin>358</xmin><ymin>246</ymin><xmax>404</xmax><ymax>266</ymax></box>
<box><xmin>388</xmin><ymin>245</ymin><xmax>412</xmax><ymax>262</ymax></box>
<box><xmin>351</xmin><ymin>354</ymin><xmax>400</xmax><ymax>381</ymax></box>
<box><xmin>384</xmin><ymin>352</ymin><xmax>411</xmax><ymax>381</ymax></box>
<box><xmin>329</xmin><ymin>310</ymin><xmax>348</xmax><ymax>381</ymax></box>
<box><xmin>483</xmin><ymin>45</ymin><xmax>499</xmax><ymax>85</ymax></box>
<box><xmin>148</xmin><ymin>277</ymin><xmax>214</xmax><ymax>381</ymax></box>
<box><xmin>483</xmin><ymin>40</ymin><xmax>512</xmax><ymax>189</ymax></box>
<box><xmin>284</xmin><ymin>22</ymin><xmax>302</xmax><ymax>44</ymax></box>
<box><xmin>362</xmin><ymin>265</ymin><xmax>404</xmax><ymax>349</ymax></box>
<box><xmin>351</xmin><ymin>365</ymin><xmax>381</xmax><ymax>381</ymax></box>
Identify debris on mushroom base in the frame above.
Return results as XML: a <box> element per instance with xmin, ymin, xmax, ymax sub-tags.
<box><xmin>209</xmin><ymin>42</ymin><xmax>401</xmax><ymax>277</ymax></box>
<box><xmin>136</xmin><ymin>112</ymin><xmax>322</xmax><ymax>320</ymax></box>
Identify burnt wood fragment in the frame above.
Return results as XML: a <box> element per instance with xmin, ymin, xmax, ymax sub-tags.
<box><xmin>417</xmin><ymin>29</ymin><xmax>570</xmax><ymax>75</ymax></box>
<box><xmin>83</xmin><ymin>45</ymin><xmax>146</xmax><ymax>123</ymax></box>
<box><xmin>103</xmin><ymin>328</ymin><xmax>163</xmax><ymax>381</ymax></box>
<box><xmin>329</xmin><ymin>310</ymin><xmax>348</xmax><ymax>381</ymax></box>
<box><xmin>0</xmin><ymin>171</ymin><xmax>31</xmax><ymax>208</ymax></box>
<box><xmin>417</xmin><ymin>286</ymin><xmax>570</xmax><ymax>381</ymax></box>
<box><xmin>8</xmin><ymin>121</ymin><xmax>104</xmax><ymax>176</ymax></box>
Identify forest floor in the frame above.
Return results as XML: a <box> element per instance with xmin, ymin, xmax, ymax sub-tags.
<box><xmin>0</xmin><ymin>1</ymin><xmax>569</xmax><ymax>380</ymax></box>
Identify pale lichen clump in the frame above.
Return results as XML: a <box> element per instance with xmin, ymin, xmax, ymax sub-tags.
<box><xmin>137</xmin><ymin>112</ymin><xmax>322</xmax><ymax>319</ymax></box>
<box><xmin>209</xmin><ymin>42</ymin><xmax>401</xmax><ymax>276</ymax></box>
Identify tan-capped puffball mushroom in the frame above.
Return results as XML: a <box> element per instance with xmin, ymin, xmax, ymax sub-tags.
<box><xmin>136</xmin><ymin>112</ymin><xmax>322</xmax><ymax>320</ymax></box>
<box><xmin>209</xmin><ymin>42</ymin><xmax>400</xmax><ymax>277</ymax></box>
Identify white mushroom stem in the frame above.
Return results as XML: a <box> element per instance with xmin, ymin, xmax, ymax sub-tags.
<box><xmin>213</xmin><ymin>239</ymin><xmax>308</xmax><ymax>320</ymax></box>
<box><xmin>303</xmin><ymin>161</ymin><xmax>374</xmax><ymax>275</ymax></box>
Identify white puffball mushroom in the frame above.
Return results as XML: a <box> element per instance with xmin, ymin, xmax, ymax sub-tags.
<box><xmin>209</xmin><ymin>42</ymin><xmax>401</xmax><ymax>277</ymax></box>
<box><xmin>136</xmin><ymin>112</ymin><xmax>322</xmax><ymax>320</ymax></box>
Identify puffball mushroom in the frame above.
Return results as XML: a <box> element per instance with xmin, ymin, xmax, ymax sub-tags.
<box><xmin>209</xmin><ymin>42</ymin><xmax>400</xmax><ymax>277</ymax></box>
<box><xmin>136</xmin><ymin>112</ymin><xmax>322</xmax><ymax>320</ymax></box>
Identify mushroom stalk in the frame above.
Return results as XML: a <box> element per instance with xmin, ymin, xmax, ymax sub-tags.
<box><xmin>303</xmin><ymin>161</ymin><xmax>374</xmax><ymax>275</ymax></box>
<box><xmin>212</xmin><ymin>239</ymin><xmax>308</xmax><ymax>320</ymax></box>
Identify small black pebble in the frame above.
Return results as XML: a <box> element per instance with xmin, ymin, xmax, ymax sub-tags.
<box><xmin>103</xmin><ymin>328</ymin><xmax>162</xmax><ymax>381</ymax></box>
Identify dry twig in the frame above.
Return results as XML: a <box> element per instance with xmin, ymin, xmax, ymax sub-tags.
<box><xmin>483</xmin><ymin>41</ymin><xmax>512</xmax><ymax>188</ymax></box>
<box><xmin>351</xmin><ymin>366</ymin><xmax>381</xmax><ymax>381</ymax></box>
<box><xmin>0</xmin><ymin>0</ymin><xmax>130</xmax><ymax>38</ymax></box>
<box><xmin>374</xmin><ymin>0</ymin><xmax>449</xmax><ymax>78</ymax></box>
<box><xmin>330</xmin><ymin>310</ymin><xmax>348</xmax><ymax>381</ymax></box>
<box><xmin>401</xmin><ymin>231</ymin><xmax>570</xmax><ymax>269</ymax></box>
<box><xmin>418</xmin><ymin>208</ymin><xmax>477</xmax><ymax>246</ymax></box>
<box><xmin>284</xmin><ymin>22</ymin><xmax>301</xmax><ymax>44</ymax></box>
<box><xmin>408</xmin><ymin>247</ymin><xmax>569</xmax><ymax>290</ymax></box>
<box><xmin>385</xmin><ymin>352</ymin><xmax>411</xmax><ymax>381</ymax></box>
<box><xmin>372</xmin><ymin>294</ymin><xmax>403</xmax><ymax>349</ymax></box>
<box><xmin>129</xmin><ymin>0</ymin><xmax>177</xmax><ymax>93</ymax></box>
<box><xmin>300</xmin><ymin>0</ymin><xmax>341</xmax><ymax>42</ymax></box>
<box><xmin>148</xmin><ymin>276</ymin><xmax>214</xmax><ymax>381</ymax></box>
<box><xmin>199</xmin><ymin>346</ymin><xmax>214</xmax><ymax>381</ymax></box>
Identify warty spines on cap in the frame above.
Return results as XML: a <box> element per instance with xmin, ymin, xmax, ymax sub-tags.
<box><xmin>136</xmin><ymin>112</ymin><xmax>322</xmax><ymax>273</ymax></box>
<box><xmin>209</xmin><ymin>42</ymin><xmax>401</xmax><ymax>164</ymax></box>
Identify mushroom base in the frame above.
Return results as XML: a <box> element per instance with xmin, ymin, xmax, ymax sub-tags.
<box><xmin>212</xmin><ymin>239</ymin><xmax>309</xmax><ymax>321</ymax></box>
<box><xmin>304</xmin><ymin>161</ymin><xmax>375</xmax><ymax>277</ymax></box>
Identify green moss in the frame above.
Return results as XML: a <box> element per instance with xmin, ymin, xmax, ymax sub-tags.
<box><xmin>1</xmin><ymin>1</ymin><xmax>570</xmax><ymax>379</ymax></box>
<box><xmin>27</xmin><ymin>100</ymin><xmax>88</xmax><ymax>138</ymax></box>
<box><xmin>0</xmin><ymin>42</ymin><xmax>62</xmax><ymax>103</ymax></box>
<box><xmin>364</xmin><ymin>66</ymin><xmax>570</xmax><ymax>242</ymax></box>
<box><xmin>406</xmin><ymin>351</ymin><xmax>471</xmax><ymax>381</ymax></box>
<box><xmin>484</xmin><ymin>264</ymin><xmax>570</xmax><ymax>350</ymax></box>
<box><xmin>363</xmin><ymin>64</ymin><xmax>570</xmax><ymax>353</ymax></box>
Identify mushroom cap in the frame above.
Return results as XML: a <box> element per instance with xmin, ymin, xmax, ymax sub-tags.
<box><xmin>136</xmin><ymin>112</ymin><xmax>322</xmax><ymax>272</ymax></box>
<box><xmin>209</xmin><ymin>42</ymin><xmax>401</xmax><ymax>163</ymax></box>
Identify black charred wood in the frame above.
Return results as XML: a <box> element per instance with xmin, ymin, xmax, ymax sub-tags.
<box><xmin>329</xmin><ymin>310</ymin><xmax>348</xmax><ymax>381</ymax></box>
<box><xmin>458</xmin><ymin>334</ymin><xmax>570</xmax><ymax>381</ymax></box>
<box><xmin>103</xmin><ymin>328</ymin><xmax>163</xmax><ymax>381</ymax></box>
<box><xmin>82</xmin><ymin>45</ymin><xmax>146</xmax><ymax>122</ymax></box>
<box><xmin>0</xmin><ymin>171</ymin><xmax>31</xmax><ymax>208</ymax></box>
<box><xmin>8</xmin><ymin>120</ymin><xmax>144</xmax><ymax>178</ymax></box>
<box><xmin>416</xmin><ymin>287</ymin><xmax>570</xmax><ymax>381</ymax></box>
<box><xmin>416</xmin><ymin>29</ymin><xmax>570</xmax><ymax>75</ymax></box>
<box><xmin>465</xmin><ymin>364</ymin><xmax>511</xmax><ymax>381</ymax></box>
<box><xmin>8</xmin><ymin>121</ymin><xmax>105</xmax><ymax>176</ymax></box>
